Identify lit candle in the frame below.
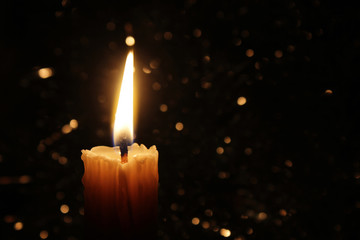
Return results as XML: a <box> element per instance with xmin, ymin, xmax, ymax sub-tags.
<box><xmin>81</xmin><ymin>51</ymin><xmax>159</xmax><ymax>240</ymax></box>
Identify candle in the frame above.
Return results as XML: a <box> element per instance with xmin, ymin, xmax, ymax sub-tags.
<box><xmin>81</xmin><ymin>51</ymin><xmax>159</xmax><ymax>240</ymax></box>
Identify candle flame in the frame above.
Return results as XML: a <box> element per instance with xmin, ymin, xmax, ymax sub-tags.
<box><xmin>113</xmin><ymin>51</ymin><xmax>134</xmax><ymax>146</ymax></box>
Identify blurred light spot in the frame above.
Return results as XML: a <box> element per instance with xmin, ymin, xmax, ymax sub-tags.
<box><xmin>234</xmin><ymin>237</ymin><xmax>245</xmax><ymax>240</ymax></box>
<box><xmin>274</xmin><ymin>50</ymin><xmax>283</xmax><ymax>58</ymax></box>
<box><xmin>257</xmin><ymin>212</ymin><xmax>267</xmax><ymax>221</ymax></box>
<box><xmin>14</xmin><ymin>222</ymin><xmax>23</xmax><ymax>230</ymax></box>
<box><xmin>170</xmin><ymin>203</ymin><xmax>178</xmax><ymax>211</ymax></box>
<box><xmin>62</xmin><ymin>125</ymin><xmax>72</xmax><ymax>134</ymax></box>
<box><xmin>79</xmin><ymin>207</ymin><xmax>84</xmax><ymax>215</ymax></box>
<box><xmin>202</xmin><ymin>221</ymin><xmax>210</xmax><ymax>229</ymax></box>
<box><xmin>241</xmin><ymin>30</ymin><xmax>250</xmax><ymax>38</ymax></box>
<box><xmin>150</xmin><ymin>60</ymin><xmax>160</xmax><ymax>69</ymax></box>
<box><xmin>61</xmin><ymin>0</ymin><xmax>68</xmax><ymax>7</ymax></box>
<box><xmin>306</xmin><ymin>32</ymin><xmax>312</xmax><ymax>40</ymax></box>
<box><xmin>164</xmin><ymin>32</ymin><xmax>173</xmax><ymax>40</ymax></box>
<box><xmin>245</xmin><ymin>49</ymin><xmax>254</xmax><ymax>57</ymax></box>
<box><xmin>56</xmin><ymin>192</ymin><xmax>65</xmax><ymax>200</ymax></box>
<box><xmin>201</xmin><ymin>81</ymin><xmax>212</xmax><ymax>89</ymax></box>
<box><xmin>334</xmin><ymin>224</ymin><xmax>341</xmax><ymax>232</ymax></box>
<box><xmin>205</xmin><ymin>209</ymin><xmax>213</xmax><ymax>217</ymax></box>
<box><xmin>152</xmin><ymin>82</ymin><xmax>161</xmax><ymax>91</ymax></box>
<box><xmin>203</xmin><ymin>55</ymin><xmax>211</xmax><ymax>63</ymax></box>
<box><xmin>4</xmin><ymin>215</ymin><xmax>16</xmax><ymax>223</ymax></box>
<box><xmin>175</xmin><ymin>122</ymin><xmax>184</xmax><ymax>131</ymax></box>
<box><xmin>19</xmin><ymin>175</ymin><xmax>31</xmax><ymax>184</ymax></box>
<box><xmin>216</xmin><ymin>147</ymin><xmax>224</xmax><ymax>155</ymax></box>
<box><xmin>284</xmin><ymin>160</ymin><xmax>293</xmax><ymax>167</ymax></box>
<box><xmin>247</xmin><ymin>228</ymin><xmax>254</xmax><ymax>235</ymax></box>
<box><xmin>324</xmin><ymin>89</ymin><xmax>333</xmax><ymax>95</ymax></box>
<box><xmin>234</xmin><ymin>39</ymin><xmax>242</xmax><ymax>46</ymax></box>
<box><xmin>218</xmin><ymin>171</ymin><xmax>230</xmax><ymax>179</ymax></box>
<box><xmin>106</xmin><ymin>22</ymin><xmax>116</xmax><ymax>31</ymax></box>
<box><xmin>154</xmin><ymin>32</ymin><xmax>162</xmax><ymax>41</ymax></box>
<box><xmin>64</xmin><ymin>216</ymin><xmax>72</xmax><ymax>223</ymax></box>
<box><xmin>40</xmin><ymin>230</ymin><xmax>49</xmax><ymax>239</ymax></box>
<box><xmin>254</xmin><ymin>62</ymin><xmax>261</xmax><ymax>70</ymax></box>
<box><xmin>60</xmin><ymin>204</ymin><xmax>69</xmax><ymax>214</ymax></box>
<box><xmin>181</xmin><ymin>77</ymin><xmax>189</xmax><ymax>84</ymax></box>
<box><xmin>58</xmin><ymin>156</ymin><xmax>68</xmax><ymax>165</ymax></box>
<box><xmin>224</xmin><ymin>136</ymin><xmax>231</xmax><ymax>144</ymax></box>
<box><xmin>193</xmin><ymin>28</ymin><xmax>202</xmax><ymax>38</ymax></box>
<box><xmin>125</xmin><ymin>36</ymin><xmax>135</xmax><ymax>46</ymax></box>
<box><xmin>177</xmin><ymin>188</ymin><xmax>185</xmax><ymax>196</ymax></box>
<box><xmin>192</xmin><ymin>217</ymin><xmax>200</xmax><ymax>225</ymax></box>
<box><xmin>279</xmin><ymin>209</ymin><xmax>287</xmax><ymax>216</ymax></box>
<box><xmin>237</xmin><ymin>96</ymin><xmax>247</xmax><ymax>106</ymax></box>
<box><xmin>241</xmin><ymin>215</ymin><xmax>248</xmax><ymax>219</ymax></box>
<box><xmin>124</xmin><ymin>22</ymin><xmax>133</xmax><ymax>33</ymax></box>
<box><xmin>244</xmin><ymin>147</ymin><xmax>252</xmax><ymax>156</ymax></box>
<box><xmin>38</xmin><ymin>68</ymin><xmax>53</xmax><ymax>79</ymax></box>
<box><xmin>142</xmin><ymin>67</ymin><xmax>151</xmax><ymax>74</ymax></box>
<box><xmin>220</xmin><ymin>228</ymin><xmax>231</xmax><ymax>237</ymax></box>
<box><xmin>69</xmin><ymin>119</ymin><xmax>78</xmax><ymax>129</ymax></box>
<box><xmin>355</xmin><ymin>173</ymin><xmax>360</xmax><ymax>179</ymax></box>
<box><xmin>37</xmin><ymin>143</ymin><xmax>46</xmax><ymax>153</ymax></box>
<box><xmin>55</xmin><ymin>11</ymin><xmax>64</xmax><ymax>18</ymax></box>
<box><xmin>108</xmin><ymin>42</ymin><xmax>118</xmax><ymax>50</ymax></box>
<box><xmin>160</xmin><ymin>104</ymin><xmax>168</xmax><ymax>112</ymax></box>
<box><xmin>288</xmin><ymin>45</ymin><xmax>295</xmax><ymax>53</ymax></box>
<box><xmin>213</xmin><ymin>226</ymin><xmax>219</xmax><ymax>232</ymax></box>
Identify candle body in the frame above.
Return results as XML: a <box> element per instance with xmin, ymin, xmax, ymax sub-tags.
<box><xmin>81</xmin><ymin>143</ymin><xmax>158</xmax><ymax>240</ymax></box>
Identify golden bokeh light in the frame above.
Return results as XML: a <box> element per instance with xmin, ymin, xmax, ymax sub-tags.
<box><xmin>160</xmin><ymin>104</ymin><xmax>168</xmax><ymax>112</ymax></box>
<box><xmin>284</xmin><ymin>159</ymin><xmax>293</xmax><ymax>167</ymax></box>
<box><xmin>175</xmin><ymin>122</ymin><xmax>184</xmax><ymax>131</ymax></box>
<box><xmin>14</xmin><ymin>222</ymin><xmax>23</xmax><ymax>231</ymax></box>
<box><xmin>60</xmin><ymin>204</ymin><xmax>70</xmax><ymax>214</ymax></box>
<box><xmin>38</xmin><ymin>68</ymin><xmax>53</xmax><ymax>79</ymax></box>
<box><xmin>224</xmin><ymin>136</ymin><xmax>231</xmax><ymax>144</ymax></box>
<box><xmin>125</xmin><ymin>36</ymin><xmax>135</xmax><ymax>46</ymax></box>
<box><xmin>257</xmin><ymin>212</ymin><xmax>267</xmax><ymax>221</ymax></box>
<box><xmin>237</xmin><ymin>96</ymin><xmax>247</xmax><ymax>106</ymax></box>
<box><xmin>69</xmin><ymin>119</ymin><xmax>78</xmax><ymax>129</ymax></box>
<box><xmin>275</xmin><ymin>50</ymin><xmax>283</xmax><ymax>58</ymax></box>
<box><xmin>220</xmin><ymin>228</ymin><xmax>231</xmax><ymax>237</ymax></box>
<box><xmin>191</xmin><ymin>217</ymin><xmax>200</xmax><ymax>225</ymax></box>
<box><xmin>202</xmin><ymin>221</ymin><xmax>210</xmax><ymax>229</ymax></box>
<box><xmin>216</xmin><ymin>147</ymin><xmax>224</xmax><ymax>155</ymax></box>
<box><xmin>40</xmin><ymin>230</ymin><xmax>48</xmax><ymax>239</ymax></box>
<box><xmin>62</xmin><ymin>124</ymin><xmax>72</xmax><ymax>134</ymax></box>
<box><xmin>245</xmin><ymin>49</ymin><xmax>254</xmax><ymax>57</ymax></box>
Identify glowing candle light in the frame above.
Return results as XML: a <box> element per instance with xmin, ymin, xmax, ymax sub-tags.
<box><xmin>81</xmin><ymin>51</ymin><xmax>159</xmax><ymax>240</ymax></box>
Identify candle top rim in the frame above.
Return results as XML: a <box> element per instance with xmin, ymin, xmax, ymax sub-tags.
<box><xmin>81</xmin><ymin>143</ymin><xmax>158</xmax><ymax>163</ymax></box>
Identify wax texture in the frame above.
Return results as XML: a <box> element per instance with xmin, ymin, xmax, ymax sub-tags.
<box><xmin>81</xmin><ymin>143</ymin><xmax>158</xmax><ymax>240</ymax></box>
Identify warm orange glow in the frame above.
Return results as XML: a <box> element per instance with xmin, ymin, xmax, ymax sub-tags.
<box><xmin>125</xmin><ymin>36</ymin><xmax>135</xmax><ymax>46</ymax></box>
<box><xmin>60</xmin><ymin>204</ymin><xmax>69</xmax><ymax>214</ymax></box>
<box><xmin>192</xmin><ymin>217</ymin><xmax>200</xmax><ymax>225</ymax></box>
<box><xmin>237</xmin><ymin>96</ymin><xmax>247</xmax><ymax>106</ymax></box>
<box><xmin>38</xmin><ymin>68</ymin><xmax>53</xmax><ymax>79</ymax></box>
<box><xmin>40</xmin><ymin>230</ymin><xmax>48</xmax><ymax>239</ymax></box>
<box><xmin>220</xmin><ymin>228</ymin><xmax>231</xmax><ymax>237</ymax></box>
<box><xmin>113</xmin><ymin>51</ymin><xmax>134</xmax><ymax>145</ymax></box>
<box><xmin>175</xmin><ymin>122</ymin><xmax>184</xmax><ymax>131</ymax></box>
<box><xmin>224</xmin><ymin>136</ymin><xmax>231</xmax><ymax>144</ymax></box>
<box><xmin>14</xmin><ymin>222</ymin><xmax>23</xmax><ymax>230</ymax></box>
<box><xmin>70</xmin><ymin>119</ymin><xmax>78</xmax><ymax>129</ymax></box>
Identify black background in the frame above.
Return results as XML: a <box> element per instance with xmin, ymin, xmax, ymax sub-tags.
<box><xmin>0</xmin><ymin>0</ymin><xmax>359</xmax><ymax>239</ymax></box>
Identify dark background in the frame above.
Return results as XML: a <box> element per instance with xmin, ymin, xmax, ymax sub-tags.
<box><xmin>0</xmin><ymin>0</ymin><xmax>359</xmax><ymax>239</ymax></box>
